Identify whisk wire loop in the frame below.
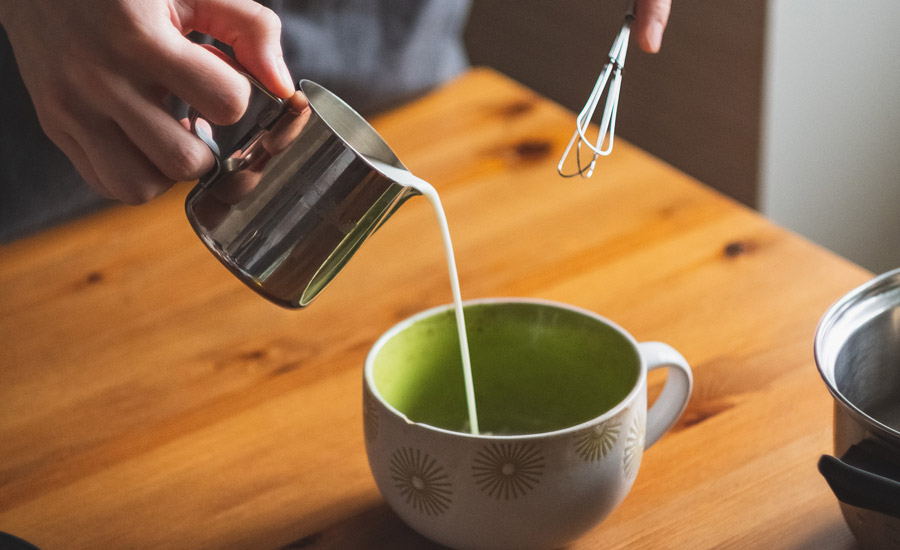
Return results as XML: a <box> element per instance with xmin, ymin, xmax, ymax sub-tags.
<box><xmin>558</xmin><ymin>7</ymin><xmax>634</xmax><ymax>179</ymax></box>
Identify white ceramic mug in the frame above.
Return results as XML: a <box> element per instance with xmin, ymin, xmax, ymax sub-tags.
<box><xmin>363</xmin><ymin>298</ymin><xmax>692</xmax><ymax>550</ymax></box>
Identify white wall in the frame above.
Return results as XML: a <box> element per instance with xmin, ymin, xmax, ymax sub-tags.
<box><xmin>760</xmin><ymin>0</ymin><xmax>900</xmax><ymax>273</ymax></box>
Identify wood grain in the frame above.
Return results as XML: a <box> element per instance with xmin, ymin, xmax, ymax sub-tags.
<box><xmin>0</xmin><ymin>68</ymin><xmax>871</xmax><ymax>549</ymax></box>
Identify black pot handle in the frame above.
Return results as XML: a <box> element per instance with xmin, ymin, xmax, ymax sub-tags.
<box><xmin>819</xmin><ymin>439</ymin><xmax>900</xmax><ymax>518</ymax></box>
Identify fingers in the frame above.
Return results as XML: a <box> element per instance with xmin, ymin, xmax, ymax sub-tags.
<box><xmin>77</xmin><ymin>117</ymin><xmax>174</xmax><ymax>205</ymax></box>
<box><xmin>176</xmin><ymin>0</ymin><xmax>294</xmax><ymax>98</ymax></box>
<box><xmin>260</xmin><ymin>91</ymin><xmax>310</xmax><ymax>154</ymax></box>
<box><xmin>41</xmin><ymin>72</ymin><xmax>215</xmax><ymax>204</ymax></box>
<box><xmin>114</xmin><ymin>89</ymin><xmax>216</xmax><ymax>183</ymax></box>
<box><xmin>52</xmin><ymin>95</ymin><xmax>181</xmax><ymax>205</ymax></box>
<box><xmin>285</xmin><ymin>90</ymin><xmax>310</xmax><ymax>114</ymax></box>
<box><xmin>54</xmin><ymin>131</ymin><xmax>111</xmax><ymax>199</ymax></box>
<box><xmin>6</xmin><ymin>0</ymin><xmax>292</xmax><ymax>207</ymax></box>
<box><xmin>633</xmin><ymin>0</ymin><xmax>671</xmax><ymax>53</ymax></box>
<box><xmin>160</xmin><ymin>40</ymin><xmax>253</xmax><ymax>126</ymax></box>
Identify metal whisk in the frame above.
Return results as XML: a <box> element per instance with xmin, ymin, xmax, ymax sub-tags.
<box><xmin>557</xmin><ymin>2</ymin><xmax>635</xmax><ymax>178</ymax></box>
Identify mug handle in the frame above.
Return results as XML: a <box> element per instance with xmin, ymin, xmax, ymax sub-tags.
<box><xmin>638</xmin><ymin>342</ymin><xmax>693</xmax><ymax>448</ymax></box>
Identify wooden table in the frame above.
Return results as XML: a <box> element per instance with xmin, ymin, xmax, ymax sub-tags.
<box><xmin>0</xmin><ymin>69</ymin><xmax>874</xmax><ymax>549</ymax></box>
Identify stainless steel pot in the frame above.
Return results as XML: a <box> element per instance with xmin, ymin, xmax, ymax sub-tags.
<box><xmin>815</xmin><ymin>268</ymin><xmax>900</xmax><ymax>548</ymax></box>
<box><xmin>185</xmin><ymin>78</ymin><xmax>419</xmax><ymax>308</ymax></box>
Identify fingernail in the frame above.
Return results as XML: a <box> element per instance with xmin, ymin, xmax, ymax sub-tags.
<box><xmin>647</xmin><ymin>21</ymin><xmax>664</xmax><ymax>53</ymax></box>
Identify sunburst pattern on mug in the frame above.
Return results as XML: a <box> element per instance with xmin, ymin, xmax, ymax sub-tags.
<box><xmin>624</xmin><ymin>410</ymin><xmax>645</xmax><ymax>480</ymax></box>
<box><xmin>472</xmin><ymin>442</ymin><xmax>545</xmax><ymax>500</ymax></box>
<box><xmin>390</xmin><ymin>447</ymin><xmax>453</xmax><ymax>515</ymax></box>
<box><xmin>574</xmin><ymin>416</ymin><xmax>622</xmax><ymax>461</ymax></box>
<box><xmin>363</xmin><ymin>390</ymin><xmax>378</xmax><ymax>441</ymax></box>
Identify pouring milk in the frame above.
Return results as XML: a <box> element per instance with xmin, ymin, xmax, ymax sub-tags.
<box><xmin>368</xmin><ymin>159</ymin><xmax>480</xmax><ymax>435</ymax></box>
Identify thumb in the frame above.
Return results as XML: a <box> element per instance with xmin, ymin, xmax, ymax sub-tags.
<box><xmin>633</xmin><ymin>0</ymin><xmax>670</xmax><ymax>53</ymax></box>
<box><xmin>176</xmin><ymin>0</ymin><xmax>295</xmax><ymax>97</ymax></box>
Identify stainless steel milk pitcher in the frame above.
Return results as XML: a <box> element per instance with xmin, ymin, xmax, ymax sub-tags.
<box><xmin>185</xmin><ymin>77</ymin><xmax>418</xmax><ymax>308</ymax></box>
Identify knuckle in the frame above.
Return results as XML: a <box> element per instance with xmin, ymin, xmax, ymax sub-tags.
<box><xmin>216</xmin><ymin>88</ymin><xmax>248</xmax><ymax>125</ymax></box>
<box><xmin>252</xmin><ymin>5</ymin><xmax>282</xmax><ymax>33</ymax></box>
<box><xmin>121</xmin><ymin>183</ymin><xmax>166</xmax><ymax>206</ymax></box>
<box><xmin>36</xmin><ymin>117</ymin><xmax>66</xmax><ymax>145</ymax></box>
<box><xmin>165</xmin><ymin>142</ymin><xmax>210</xmax><ymax>181</ymax></box>
<box><xmin>86</xmin><ymin>181</ymin><xmax>113</xmax><ymax>200</ymax></box>
<box><xmin>119</xmin><ymin>192</ymin><xmax>145</xmax><ymax>206</ymax></box>
<box><xmin>119</xmin><ymin>188</ymin><xmax>148</xmax><ymax>206</ymax></box>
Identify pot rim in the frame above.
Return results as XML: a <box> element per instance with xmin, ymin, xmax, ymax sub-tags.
<box><xmin>815</xmin><ymin>267</ymin><xmax>900</xmax><ymax>442</ymax></box>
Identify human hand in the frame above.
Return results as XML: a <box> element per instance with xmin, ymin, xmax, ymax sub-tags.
<box><xmin>192</xmin><ymin>91</ymin><xmax>310</xmax><ymax>229</ymax></box>
<box><xmin>0</xmin><ymin>0</ymin><xmax>294</xmax><ymax>204</ymax></box>
<box><xmin>633</xmin><ymin>0</ymin><xmax>672</xmax><ymax>53</ymax></box>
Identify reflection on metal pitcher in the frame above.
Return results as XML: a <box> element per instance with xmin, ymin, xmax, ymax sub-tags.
<box><xmin>185</xmin><ymin>78</ymin><xmax>420</xmax><ymax>308</ymax></box>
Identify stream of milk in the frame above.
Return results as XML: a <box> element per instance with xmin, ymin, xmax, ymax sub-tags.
<box><xmin>368</xmin><ymin>159</ymin><xmax>480</xmax><ymax>435</ymax></box>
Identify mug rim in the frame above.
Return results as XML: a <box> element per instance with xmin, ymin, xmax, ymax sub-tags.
<box><xmin>364</xmin><ymin>297</ymin><xmax>646</xmax><ymax>440</ymax></box>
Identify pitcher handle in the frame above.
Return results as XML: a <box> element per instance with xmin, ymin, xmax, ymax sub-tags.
<box><xmin>638</xmin><ymin>342</ymin><xmax>693</xmax><ymax>448</ymax></box>
<box><xmin>188</xmin><ymin>72</ymin><xmax>287</xmax><ymax>186</ymax></box>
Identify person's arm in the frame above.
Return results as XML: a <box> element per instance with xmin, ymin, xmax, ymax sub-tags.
<box><xmin>0</xmin><ymin>0</ymin><xmax>293</xmax><ymax>204</ymax></box>
<box><xmin>633</xmin><ymin>0</ymin><xmax>671</xmax><ymax>53</ymax></box>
